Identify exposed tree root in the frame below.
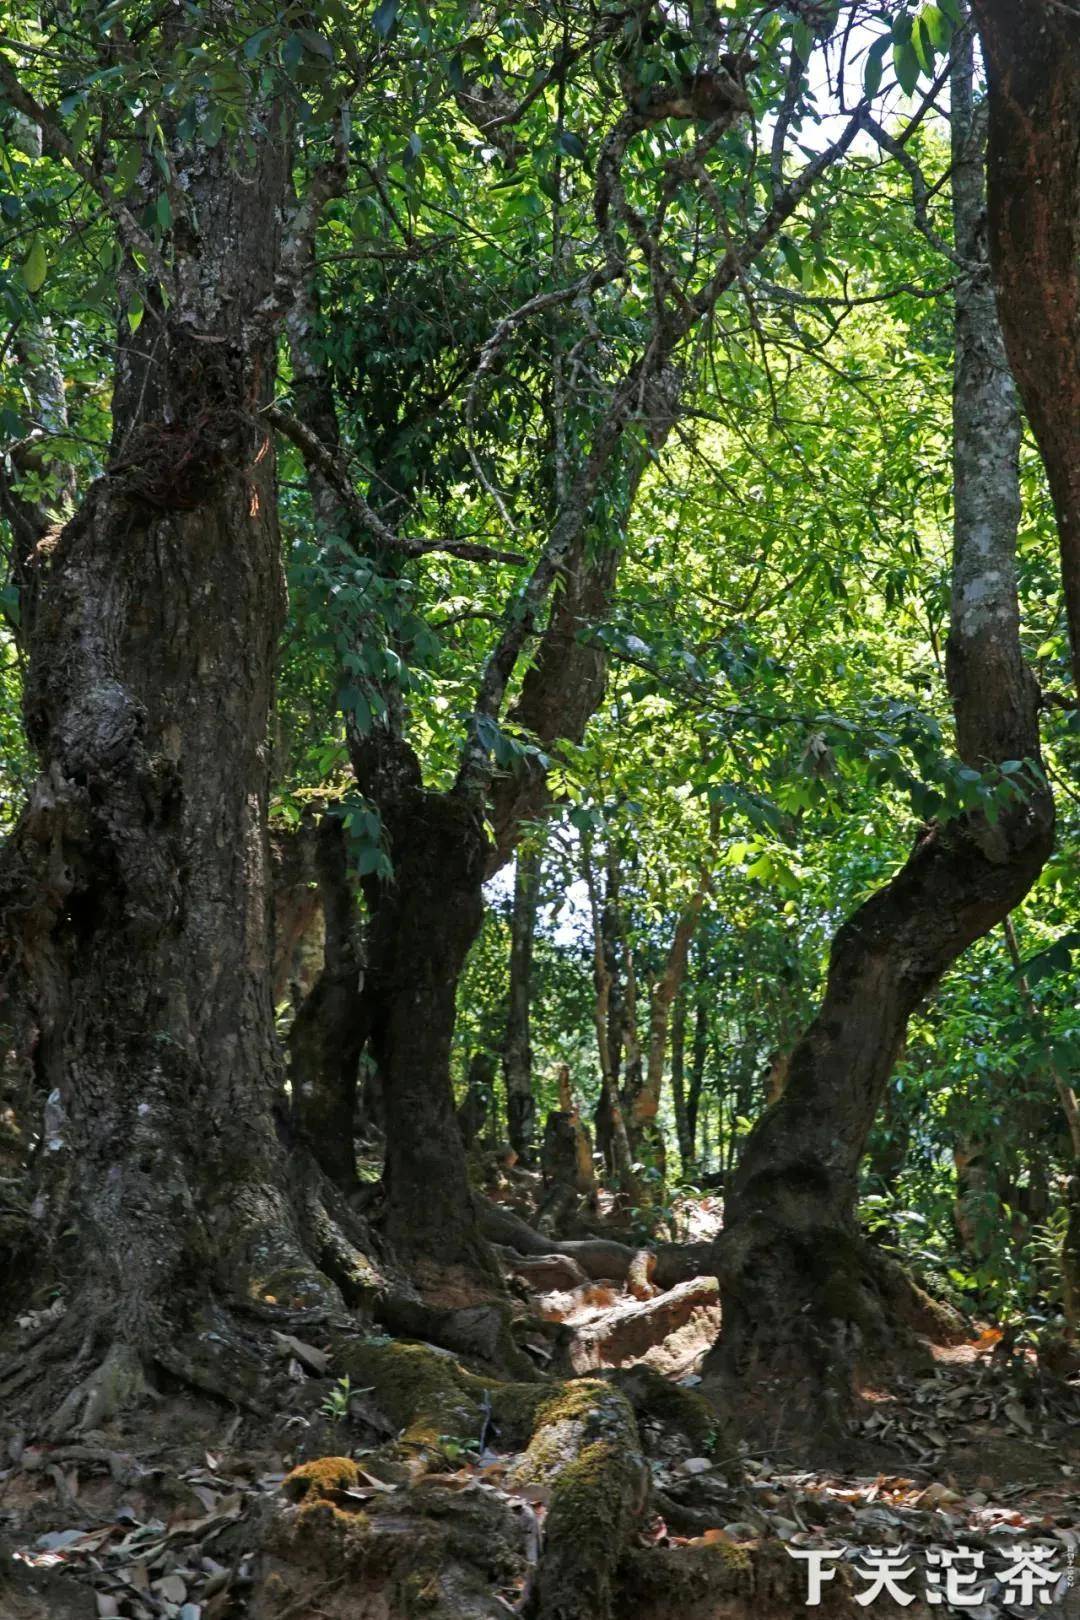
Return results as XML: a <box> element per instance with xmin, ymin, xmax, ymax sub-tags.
<box><xmin>478</xmin><ymin>1196</ymin><xmax>710</xmax><ymax>1290</ymax></box>
<box><xmin>564</xmin><ymin>1276</ymin><xmax>720</xmax><ymax>1374</ymax></box>
<box><xmin>243</xmin><ymin>1337</ymin><xmax>651</xmax><ymax>1620</ymax></box>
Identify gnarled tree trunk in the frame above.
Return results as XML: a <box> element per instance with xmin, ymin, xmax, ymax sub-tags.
<box><xmin>711</xmin><ymin>15</ymin><xmax>1054</xmax><ymax>1405</ymax></box>
<box><xmin>0</xmin><ymin>122</ymin><xmax>349</xmax><ymax>1426</ymax></box>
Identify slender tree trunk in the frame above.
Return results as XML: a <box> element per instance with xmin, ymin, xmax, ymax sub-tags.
<box><xmin>688</xmin><ymin>976</ymin><xmax>708</xmax><ymax>1157</ymax></box>
<box><xmin>670</xmin><ymin>981</ymin><xmax>692</xmax><ymax>1169</ymax></box>
<box><xmin>971</xmin><ymin>0</ymin><xmax>1080</xmax><ymax>694</ymax></box>
<box><xmin>593</xmin><ymin>846</ymin><xmax>626</xmax><ymax>1174</ymax></box>
<box><xmin>504</xmin><ymin>838</ymin><xmax>542</xmax><ymax>1163</ymax></box>
<box><xmin>620</xmin><ymin>940</ymin><xmax>644</xmax><ymax>1116</ymax></box>
<box><xmin>582</xmin><ymin>836</ymin><xmax>638</xmax><ymax>1197</ymax></box>
<box><xmin>0</xmin><ymin>123</ymin><xmax>350</xmax><ymax>1425</ymax></box>
<box><xmin>711</xmin><ymin>16</ymin><xmax>1054</xmax><ymax>1401</ymax></box>
<box><xmin>631</xmin><ymin>874</ymin><xmax>710</xmax><ymax>1182</ymax></box>
<box><xmin>1002</xmin><ymin>915</ymin><xmax>1080</xmax><ymax>1337</ymax></box>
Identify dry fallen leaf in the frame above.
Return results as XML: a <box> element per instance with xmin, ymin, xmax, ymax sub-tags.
<box><xmin>914</xmin><ymin>1482</ymin><xmax>963</xmax><ymax>1509</ymax></box>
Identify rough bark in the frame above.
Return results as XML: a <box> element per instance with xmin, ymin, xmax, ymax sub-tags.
<box><xmin>286</xmin><ymin>813</ymin><xmax>366</xmax><ymax>1189</ymax></box>
<box><xmin>504</xmin><ymin>838</ymin><xmax>542</xmax><ymax>1163</ymax></box>
<box><xmin>458</xmin><ymin>1050</ymin><xmax>497</xmax><ymax>1149</ymax></box>
<box><xmin>970</xmin><ymin>0</ymin><xmax>1080</xmax><ymax>693</ymax></box>
<box><xmin>359</xmin><ymin>779</ymin><xmax>491</xmax><ymax>1269</ymax></box>
<box><xmin>0</xmin><ymin>116</ymin><xmax>355</xmax><ymax>1425</ymax></box>
<box><xmin>711</xmin><ymin>17</ymin><xmax>1054</xmax><ymax>1403</ymax></box>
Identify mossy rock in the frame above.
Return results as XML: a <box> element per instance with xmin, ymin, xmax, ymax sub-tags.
<box><xmin>258</xmin><ymin>1481</ymin><xmax>530</xmax><ymax>1620</ymax></box>
<box><xmin>333</xmin><ymin>1335</ymin><xmax>545</xmax><ymax>1456</ymax></box>
<box><xmin>281</xmin><ymin>1456</ymin><xmax>359</xmax><ymax>1502</ymax></box>
<box><xmin>613</xmin><ymin>1364</ymin><xmax>719</xmax><ymax>1452</ymax></box>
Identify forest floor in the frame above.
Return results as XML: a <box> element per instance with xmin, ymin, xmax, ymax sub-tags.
<box><xmin>2</xmin><ymin>1181</ymin><xmax>1079</xmax><ymax>1620</ymax></box>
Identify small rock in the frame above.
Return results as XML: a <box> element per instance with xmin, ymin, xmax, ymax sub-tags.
<box><xmin>678</xmin><ymin>1456</ymin><xmax>712</xmax><ymax>1476</ymax></box>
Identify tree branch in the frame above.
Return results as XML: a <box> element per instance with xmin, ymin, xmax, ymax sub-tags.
<box><xmin>264</xmin><ymin>405</ymin><xmax>527</xmax><ymax>566</ymax></box>
<box><xmin>0</xmin><ymin>54</ymin><xmax>173</xmax><ymax>292</ymax></box>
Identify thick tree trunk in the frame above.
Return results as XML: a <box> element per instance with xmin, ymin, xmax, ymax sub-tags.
<box><xmin>0</xmin><ymin>127</ymin><xmax>348</xmax><ymax>1424</ymax></box>
<box><xmin>504</xmin><ymin>838</ymin><xmax>542</xmax><ymax>1163</ymax></box>
<box><xmin>711</xmin><ymin>17</ymin><xmax>1054</xmax><ymax>1403</ymax></box>
<box><xmin>287</xmin><ymin>813</ymin><xmax>366</xmax><ymax>1189</ymax></box>
<box><xmin>971</xmin><ymin>0</ymin><xmax>1080</xmax><ymax>694</ymax></box>
<box><xmin>363</xmin><ymin>785</ymin><xmax>491</xmax><ymax>1269</ymax></box>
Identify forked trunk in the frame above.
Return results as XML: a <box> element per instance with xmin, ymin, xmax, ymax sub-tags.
<box><xmin>629</xmin><ymin>873</ymin><xmax>710</xmax><ymax>1184</ymax></box>
<box><xmin>711</xmin><ymin>17</ymin><xmax>1054</xmax><ymax>1404</ymax></box>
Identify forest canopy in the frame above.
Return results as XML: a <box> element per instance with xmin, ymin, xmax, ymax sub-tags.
<box><xmin>1</xmin><ymin>2</ymin><xmax>1079</xmax><ymax>1617</ymax></box>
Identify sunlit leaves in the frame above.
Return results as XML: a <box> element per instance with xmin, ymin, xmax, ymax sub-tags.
<box><xmin>20</xmin><ymin>234</ymin><xmax>45</xmax><ymax>291</ymax></box>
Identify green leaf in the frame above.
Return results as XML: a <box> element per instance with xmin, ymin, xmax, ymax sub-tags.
<box><xmin>200</xmin><ymin>103</ymin><xmax>225</xmax><ymax>147</ymax></box>
<box><xmin>557</xmin><ymin>129</ymin><xmax>588</xmax><ymax>163</ymax></box>
<box><xmin>920</xmin><ymin>5</ymin><xmax>951</xmax><ymax>51</ymax></box>
<box><xmin>373</xmin><ymin>0</ymin><xmax>399</xmax><ymax>39</ymax></box>
<box><xmin>156</xmin><ymin>191</ymin><xmax>172</xmax><ymax>230</ymax></box>
<box><xmin>21</xmin><ymin>236</ymin><xmax>47</xmax><ymax>294</ymax></box>
<box><xmin>792</xmin><ymin>19</ymin><xmax>813</xmax><ymax>63</ymax></box>
<box><xmin>778</xmin><ymin>234</ymin><xmax>803</xmax><ymax>281</ymax></box>
<box><xmin>912</xmin><ymin>17</ymin><xmax>934</xmax><ymax>72</ymax></box>
<box><xmin>299</xmin><ymin>29</ymin><xmax>334</xmax><ymax>61</ymax></box>
<box><xmin>70</xmin><ymin>103</ymin><xmax>92</xmax><ymax>154</ymax></box>
<box><xmin>893</xmin><ymin>38</ymin><xmax>921</xmax><ymax>96</ymax></box>
<box><xmin>863</xmin><ymin>35</ymin><xmax>890</xmax><ymax>99</ymax></box>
